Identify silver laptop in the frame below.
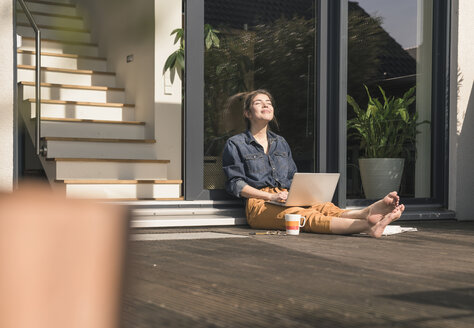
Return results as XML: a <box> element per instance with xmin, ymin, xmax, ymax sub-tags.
<box><xmin>267</xmin><ymin>173</ymin><xmax>340</xmax><ymax>206</ymax></box>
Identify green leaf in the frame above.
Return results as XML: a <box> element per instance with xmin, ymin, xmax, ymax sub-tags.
<box><xmin>205</xmin><ymin>33</ymin><xmax>212</xmax><ymax>50</ymax></box>
<box><xmin>211</xmin><ymin>32</ymin><xmax>220</xmax><ymax>48</ymax></box>
<box><xmin>169</xmin><ymin>66</ymin><xmax>176</xmax><ymax>84</ymax></box>
<box><xmin>175</xmin><ymin>51</ymin><xmax>185</xmax><ymax>71</ymax></box>
<box><xmin>403</xmin><ymin>86</ymin><xmax>416</xmax><ymax>100</ymax></box>
<box><xmin>172</xmin><ymin>28</ymin><xmax>184</xmax><ymax>45</ymax></box>
<box><xmin>378</xmin><ymin>85</ymin><xmax>388</xmax><ymax>104</ymax></box>
<box><xmin>347</xmin><ymin>95</ymin><xmax>362</xmax><ymax>116</ymax></box>
<box><xmin>163</xmin><ymin>51</ymin><xmax>177</xmax><ymax>74</ymax></box>
<box><xmin>399</xmin><ymin>108</ymin><xmax>409</xmax><ymax>123</ymax></box>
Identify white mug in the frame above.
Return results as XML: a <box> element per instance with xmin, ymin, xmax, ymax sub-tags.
<box><xmin>284</xmin><ymin>214</ymin><xmax>307</xmax><ymax>235</ymax></box>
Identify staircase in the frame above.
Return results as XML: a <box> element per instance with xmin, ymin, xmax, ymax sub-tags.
<box><xmin>16</xmin><ymin>0</ymin><xmax>182</xmax><ymax>200</ymax></box>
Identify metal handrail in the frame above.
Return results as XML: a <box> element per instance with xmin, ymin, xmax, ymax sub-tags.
<box><xmin>17</xmin><ymin>0</ymin><xmax>44</xmax><ymax>156</ymax></box>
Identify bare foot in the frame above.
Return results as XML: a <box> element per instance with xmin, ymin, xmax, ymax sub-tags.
<box><xmin>368</xmin><ymin>204</ymin><xmax>405</xmax><ymax>238</ymax></box>
<box><xmin>366</xmin><ymin>191</ymin><xmax>400</xmax><ymax>225</ymax></box>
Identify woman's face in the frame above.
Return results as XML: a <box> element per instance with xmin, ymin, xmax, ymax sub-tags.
<box><xmin>245</xmin><ymin>93</ymin><xmax>274</xmax><ymax>127</ymax></box>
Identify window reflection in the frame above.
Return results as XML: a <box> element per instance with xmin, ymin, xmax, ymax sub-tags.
<box><xmin>347</xmin><ymin>0</ymin><xmax>432</xmax><ymax>200</ymax></box>
<box><xmin>204</xmin><ymin>0</ymin><xmax>316</xmax><ymax>190</ymax></box>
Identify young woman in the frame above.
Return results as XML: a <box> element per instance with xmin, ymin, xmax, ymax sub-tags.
<box><xmin>222</xmin><ymin>89</ymin><xmax>405</xmax><ymax>238</ymax></box>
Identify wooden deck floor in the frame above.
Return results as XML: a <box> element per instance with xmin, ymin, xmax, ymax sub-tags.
<box><xmin>122</xmin><ymin>221</ymin><xmax>474</xmax><ymax>328</ymax></box>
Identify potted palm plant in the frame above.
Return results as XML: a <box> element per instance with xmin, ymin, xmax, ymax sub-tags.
<box><xmin>347</xmin><ymin>85</ymin><xmax>427</xmax><ymax>199</ymax></box>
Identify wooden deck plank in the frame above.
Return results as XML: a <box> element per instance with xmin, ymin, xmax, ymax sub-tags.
<box><xmin>122</xmin><ymin>221</ymin><xmax>474</xmax><ymax>328</ymax></box>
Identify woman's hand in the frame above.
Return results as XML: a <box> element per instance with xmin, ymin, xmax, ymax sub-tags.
<box><xmin>240</xmin><ymin>185</ymin><xmax>288</xmax><ymax>202</ymax></box>
<box><xmin>268</xmin><ymin>190</ymin><xmax>288</xmax><ymax>203</ymax></box>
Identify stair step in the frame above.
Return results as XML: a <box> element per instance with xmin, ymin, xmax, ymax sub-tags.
<box><xmin>18</xmin><ymin>50</ymin><xmax>107</xmax><ymax>71</ymax></box>
<box><xmin>18</xmin><ymin>81</ymin><xmax>125</xmax><ymax>103</ymax></box>
<box><xmin>20</xmin><ymin>37</ymin><xmax>99</xmax><ymax>57</ymax></box>
<box><xmin>17</xmin><ymin>0</ymin><xmax>77</xmax><ymax>16</ymax></box>
<box><xmin>17</xmin><ymin>23</ymin><xmax>92</xmax><ymax>43</ymax></box>
<box><xmin>17</xmin><ymin>22</ymin><xmax>89</xmax><ymax>33</ymax></box>
<box><xmin>24</xmin><ymin>99</ymin><xmax>134</xmax><ymax>121</ymax></box>
<box><xmin>23</xmin><ymin>0</ymin><xmax>76</xmax><ymax>6</ymax></box>
<box><xmin>40</xmin><ymin>119</ymin><xmax>146</xmax><ymax>139</ymax></box>
<box><xmin>41</xmin><ymin>117</ymin><xmax>144</xmax><ymax>125</ymax></box>
<box><xmin>16</xmin><ymin>10</ymin><xmax>84</xmax><ymax>29</ymax></box>
<box><xmin>53</xmin><ymin>158</ymin><xmax>170</xmax><ymax>180</ymax></box>
<box><xmin>132</xmin><ymin>207</ymin><xmax>245</xmax><ymax>217</ymax></box>
<box><xmin>64</xmin><ymin>180</ymin><xmax>182</xmax><ymax>200</ymax></box>
<box><xmin>27</xmin><ymin>98</ymin><xmax>133</xmax><ymax>108</ymax></box>
<box><xmin>43</xmin><ymin>137</ymin><xmax>155</xmax><ymax>143</ymax></box>
<box><xmin>44</xmin><ymin>138</ymin><xmax>158</xmax><ymax>159</ymax></box>
<box><xmin>53</xmin><ymin>158</ymin><xmax>169</xmax><ymax>163</ymax></box>
<box><xmin>18</xmin><ymin>65</ymin><xmax>117</xmax><ymax>87</ymax></box>
<box><xmin>19</xmin><ymin>81</ymin><xmax>125</xmax><ymax>103</ymax></box>
<box><xmin>62</xmin><ymin>179</ymin><xmax>182</xmax><ymax>184</ymax></box>
<box><xmin>130</xmin><ymin>215</ymin><xmax>247</xmax><ymax>228</ymax></box>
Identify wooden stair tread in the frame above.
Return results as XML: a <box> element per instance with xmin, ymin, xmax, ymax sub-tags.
<box><xmin>18</xmin><ymin>64</ymin><xmax>115</xmax><ymax>75</ymax></box>
<box><xmin>61</xmin><ymin>179</ymin><xmax>182</xmax><ymax>184</ymax></box>
<box><xmin>19</xmin><ymin>81</ymin><xmax>124</xmax><ymax>91</ymax></box>
<box><xmin>21</xmin><ymin>36</ymin><xmax>97</xmax><ymax>46</ymax></box>
<box><xmin>51</xmin><ymin>158</ymin><xmax>170</xmax><ymax>163</ymax></box>
<box><xmin>18</xmin><ymin>49</ymin><xmax>106</xmax><ymax>61</ymax></box>
<box><xmin>43</xmin><ymin>137</ymin><xmax>155</xmax><ymax>143</ymax></box>
<box><xmin>26</xmin><ymin>98</ymin><xmax>134</xmax><ymax>107</ymax></box>
<box><xmin>17</xmin><ymin>22</ymin><xmax>90</xmax><ymax>33</ymax></box>
<box><xmin>40</xmin><ymin>117</ymin><xmax>145</xmax><ymax>125</ymax></box>
<box><xmin>16</xmin><ymin>9</ymin><xmax>83</xmax><ymax>20</ymax></box>
<box><xmin>19</xmin><ymin>0</ymin><xmax>76</xmax><ymax>7</ymax></box>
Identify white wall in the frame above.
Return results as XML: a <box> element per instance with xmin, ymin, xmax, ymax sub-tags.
<box><xmin>0</xmin><ymin>0</ymin><xmax>14</xmax><ymax>191</ymax></box>
<box><xmin>76</xmin><ymin>0</ymin><xmax>155</xmax><ymax>137</ymax></box>
<box><xmin>453</xmin><ymin>0</ymin><xmax>474</xmax><ymax>220</ymax></box>
<box><xmin>76</xmin><ymin>0</ymin><xmax>183</xmax><ymax>180</ymax></box>
<box><xmin>154</xmin><ymin>0</ymin><xmax>182</xmax><ymax>180</ymax></box>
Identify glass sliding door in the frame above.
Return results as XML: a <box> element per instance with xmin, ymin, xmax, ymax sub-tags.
<box><xmin>346</xmin><ymin>0</ymin><xmax>434</xmax><ymax>202</ymax></box>
<box><xmin>202</xmin><ymin>0</ymin><xmax>318</xmax><ymax>192</ymax></box>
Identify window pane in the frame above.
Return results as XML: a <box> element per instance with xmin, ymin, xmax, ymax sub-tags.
<box><xmin>347</xmin><ymin>0</ymin><xmax>432</xmax><ymax>200</ymax></box>
<box><xmin>203</xmin><ymin>0</ymin><xmax>317</xmax><ymax>190</ymax></box>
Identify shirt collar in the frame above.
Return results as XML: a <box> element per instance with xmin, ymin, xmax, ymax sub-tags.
<box><xmin>244</xmin><ymin>129</ymin><xmax>277</xmax><ymax>144</ymax></box>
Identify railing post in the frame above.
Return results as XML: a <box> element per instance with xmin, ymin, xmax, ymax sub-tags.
<box><xmin>35</xmin><ymin>30</ymin><xmax>41</xmax><ymax>155</ymax></box>
<box><xmin>17</xmin><ymin>0</ymin><xmax>43</xmax><ymax>156</ymax></box>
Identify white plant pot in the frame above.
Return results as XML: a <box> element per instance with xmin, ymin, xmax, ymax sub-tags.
<box><xmin>359</xmin><ymin>158</ymin><xmax>405</xmax><ymax>199</ymax></box>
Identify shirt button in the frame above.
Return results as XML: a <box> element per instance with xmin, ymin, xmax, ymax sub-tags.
<box><xmin>272</xmin><ymin>167</ymin><xmax>275</xmax><ymax>170</ymax></box>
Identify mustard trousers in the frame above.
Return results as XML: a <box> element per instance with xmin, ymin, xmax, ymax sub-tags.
<box><xmin>245</xmin><ymin>187</ymin><xmax>347</xmax><ymax>234</ymax></box>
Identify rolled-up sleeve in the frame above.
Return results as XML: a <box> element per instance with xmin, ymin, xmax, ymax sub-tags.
<box><xmin>222</xmin><ymin>140</ymin><xmax>248</xmax><ymax>198</ymax></box>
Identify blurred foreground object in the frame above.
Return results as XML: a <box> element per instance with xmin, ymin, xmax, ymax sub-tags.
<box><xmin>0</xmin><ymin>182</ymin><xmax>128</xmax><ymax>328</ymax></box>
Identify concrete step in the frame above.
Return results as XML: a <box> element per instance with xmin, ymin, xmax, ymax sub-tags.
<box><xmin>43</xmin><ymin>137</ymin><xmax>157</xmax><ymax>159</ymax></box>
<box><xmin>17</xmin><ymin>0</ymin><xmax>78</xmax><ymax>16</ymax></box>
<box><xmin>130</xmin><ymin>215</ymin><xmax>247</xmax><ymax>228</ymax></box>
<box><xmin>19</xmin><ymin>82</ymin><xmax>125</xmax><ymax>103</ymax></box>
<box><xmin>16</xmin><ymin>23</ymin><xmax>91</xmax><ymax>43</ymax></box>
<box><xmin>123</xmin><ymin>201</ymin><xmax>247</xmax><ymax>228</ymax></box>
<box><xmin>64</xmin><ymin>180</ymin><xmax>182</xmax><ymax>200</ymax></box>
<box><xmin>132</xmin><ymin>207</ymin><xmax>246</xmax><ymax>218</ymax></box>
<box><xmin>25</xmin><ymin>99</ymin><xmax>134</xmax><ymax>121</ymax></box>
<box><xmin>53</xmin><ymin>158</ymin><xmax>169</xmax><ymax>180</ymax></box>
<box><xmin>18</xmin><ymin>50</ymin><xmax>107</xmax><ymax>71</ymax></box>
<box><xmin>40</xmin><ymin>119</ymin><xmax>146</xmax><ymax>139</ymax></box>
<box><xmin>18</xmin><ymin>65</ymin><xmax>117</xmax><ymax>87</ymax></box>
<box><xmin>16</xmin><ymin>10</ymin><xmax>85</xmax><ymax>29</ymax></box>
<box><xmin>20</xmin><ymin>37</ymin><xmax>99</xmax><ymax>57</ymax></box>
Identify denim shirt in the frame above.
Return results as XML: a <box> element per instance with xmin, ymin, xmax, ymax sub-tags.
<box><xmin>222</xmin><ymin>130</ymin><xmax>297</xmax><ymax>198</ymax></box>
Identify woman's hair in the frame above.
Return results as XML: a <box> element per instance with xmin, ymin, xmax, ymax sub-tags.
<box><xmin>243</xmin><ymin>89</ymin><xmax>279</xmax><ymax>131</ymax></box>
